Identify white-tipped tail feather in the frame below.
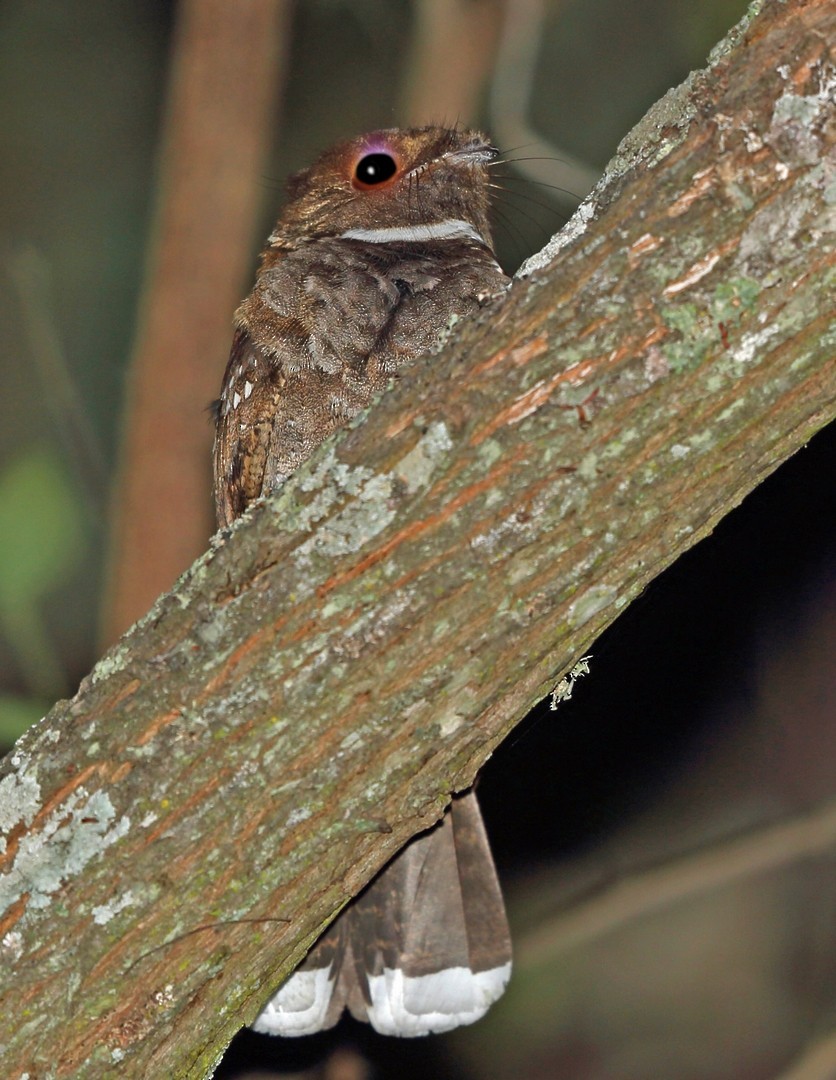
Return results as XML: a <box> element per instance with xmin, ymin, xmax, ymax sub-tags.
<box><xmin>365</xmin><ymin>963</ymin><xmax>512</xmax><ymax>1036</ymax></box>
<box><xmin>253</xmin><ymin>961</ymin><xmax>511</xmax><ymax>1038</ymax></box>
<box><xmin>252</xmin><ymin>967</ymin><xmax>335</xmax><ymax>1037</ymax></box>
<box><xmin>253</xmin><ymin>792</ymin><xmax>511</xmax><ymax>1037</ymax></box>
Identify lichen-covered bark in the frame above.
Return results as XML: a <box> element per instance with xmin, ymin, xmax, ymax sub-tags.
<box><xmin>1</xmin><ymin>0</ymin><xmax>834</xmax><ymax>1075</ymax></box>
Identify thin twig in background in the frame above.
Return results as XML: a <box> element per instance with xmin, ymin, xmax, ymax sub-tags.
<box><xmin>777</xmin><ymin>1031</ymin><xmax>836</xmax><ymax>1080</ymax></box>
<box><xmin>7</xmin><ymin>246</ymin><xmax>108</xmax><ymax>522</ymax></box>
<box><xmin>490</xmin><ymin>0</ymin><xmax>600</xmax><ymax>201</ymax></box>
<box><xmin>516</xmin><ymin>799</ymin><xmax>836</xmax><ymax>967</ymax></box>
<box><xmin>398</xmin><ymin>0</ymin><xmax>507</xmax><ymax>126</ymax></box>
<box><xmin>101</xmin><ymin>0</ymin><xmax>292</xmax><ymax>647</ymax></box>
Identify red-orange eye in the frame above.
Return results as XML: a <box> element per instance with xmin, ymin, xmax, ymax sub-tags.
<box><xmin>353</xmin><ymin>152</ymin><xmax>398</xmax><ymax>188</ymax></box>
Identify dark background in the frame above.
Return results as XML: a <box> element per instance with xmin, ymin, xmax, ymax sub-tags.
<box><xmin>1</xmin><ymin>2</ymin><xmax>833</xmax><ymax>1078</ymax></box>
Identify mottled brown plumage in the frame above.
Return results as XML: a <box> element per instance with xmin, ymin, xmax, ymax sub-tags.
<box><xmin>212</xmin><ymin>127</ymin><xmax>511</xmax><ymax>1037</ymax></box>
<box><xmin>213</xmin><ymin>126</ymin><xmax>508</xmax><ymax>525</ymax></box>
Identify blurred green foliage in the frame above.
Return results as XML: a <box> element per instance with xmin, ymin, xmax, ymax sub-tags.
<box><xmin>0</xmin><ymin>447</ymin><xmax>87</xmax><ymax>709</ymax></box>
<box><xmin>0</xmin><ymin>692</ymin><xmax>50</xmax><ymax>745</ymax></box>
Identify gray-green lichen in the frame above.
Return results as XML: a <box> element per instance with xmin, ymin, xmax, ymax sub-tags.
<box><xmin>659</xmin><ymin>276</ymin><xmax>765</xmax><ymax>373</ymax></box>
<box><xmin>706</xmin><ymin>0</ymin><xmax>766</xmax><ymax>67</ymax></box>
<box><xmin>91</xmin><ymin>888</ymin><xmax>136</xmax><ymax>925</ymax></box>
<box><xmin>294</xmin><ymin>472</ymin><xmax>396</xmax><ymax>562</ymax></box>
<box><xmin>610</xmin><ymin>77</ymin><xmax>701</xmax><ymax>176</ymax></box>
<box><xmin>567</xmin><ymin>584</ymin><xmax>618</xmax><ymax>629</ymax></box>
<box><xmin>395</xmin><ymin>420</ymin><xmax>453</xmax><ymax>492</ymax></box>
<box><xmin>0</xmin><ymin>788</ymin><xmax>129</xmax><ymax>912</ymax></box>
<box><xmin>290</xmin><ymin>421</ymin><xmax>454</xmax><ymax>566</ymax></box>
<box><xmin>0</xmin><ymin>770</ymin><xmax>41</xmax><ymax>848</ymax></box>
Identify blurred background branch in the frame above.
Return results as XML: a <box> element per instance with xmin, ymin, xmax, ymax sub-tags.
<box><xmin>777</xmin><ymin>1031</ymin><xmax>836</xmax><ymax>1080</ymax></box>
<box><xmin>490</xmin><ymin>0</ymin><xmax>600</xmax><ymax>203</ymax></box>
<box><xmin>101</xmin><ymin>0</ymin><xmax>291</xmax><ymax>646</ymax></box>
<box><xmin>398</xmin><ymin>0</ymin><xmax>505</xmax><ymax>125</ymax></box>
<box><xmin>516</xmin><ymin>799</ymin><xmax>836</xmax><ymax>971</ymax></box>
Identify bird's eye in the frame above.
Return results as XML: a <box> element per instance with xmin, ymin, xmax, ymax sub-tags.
<box><xmin>353</xmin><ymin>152</ymin><xmax>399</xmax><ymax>188</ymax></box>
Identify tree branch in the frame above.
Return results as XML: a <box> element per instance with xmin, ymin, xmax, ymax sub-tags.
<box><xmin>1</xmin><ymin>0</ymin><xmax>833</xmax><ymax>1075</ymax></box>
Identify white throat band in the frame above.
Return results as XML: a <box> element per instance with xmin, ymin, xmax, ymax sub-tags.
<box><xmin>339</xmin><ymin>219</ymin><xmax>487</xmax><ymax>245</ymax></box>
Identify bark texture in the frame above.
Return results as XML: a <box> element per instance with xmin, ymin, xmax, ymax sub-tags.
<box><xmin>1</xmin><ymin>0</ymin><xmax>834</xmax><ymax>1075</ymax></box>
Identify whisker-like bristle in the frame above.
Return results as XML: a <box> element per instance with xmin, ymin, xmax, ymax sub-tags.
<box><xmin>490</xmin><ymin>181</ymin><xmax>574</xmax><ymax>222</ymax></box>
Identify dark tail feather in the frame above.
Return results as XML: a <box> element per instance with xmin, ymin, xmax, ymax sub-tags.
<box><xmin>252</xmin><ymin>790</ymin><xmax>511</xmax><ymax>1037</ymax></box>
